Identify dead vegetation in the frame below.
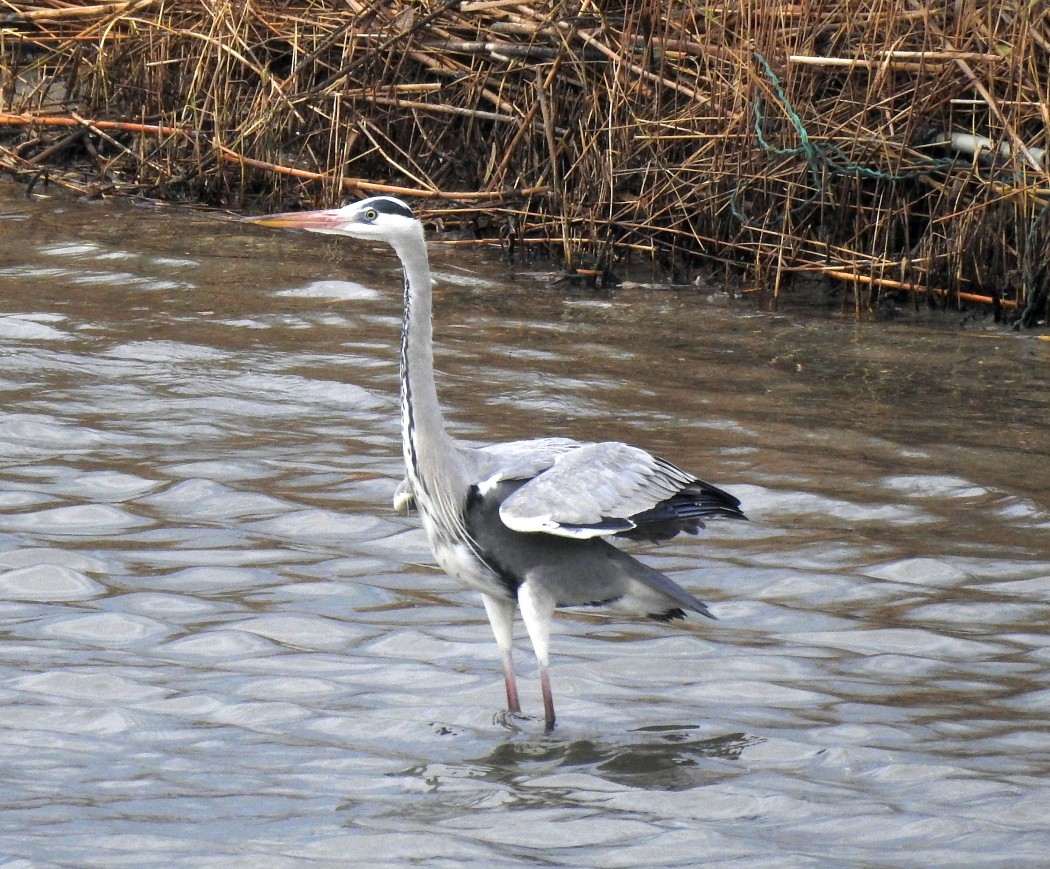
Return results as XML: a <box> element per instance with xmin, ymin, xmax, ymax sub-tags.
<box><xmin>1</xmin><ymin>0</ymin><xmax>1048</xmax><ymax>324</ymax></box>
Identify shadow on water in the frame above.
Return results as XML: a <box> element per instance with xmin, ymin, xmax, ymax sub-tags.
<box><xmin>395</xmin><ymin>726</ymin><xmax>763</xmax><ymax>795</ymax></box>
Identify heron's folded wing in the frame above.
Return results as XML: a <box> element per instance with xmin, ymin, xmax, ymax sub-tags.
<box><xmin>395</xmin><ymin>438</ymin><xmax>581</xmax><ymax>514</ymax></box>
<box><xmin>498</xmin><ymin>442</ymin><xmax>734</xmax><ymax>539</ymax></box>
<box><xmin>472</xmin><ymin>437</ymin><xmax>583</xmax><ymax>486</ymax></box>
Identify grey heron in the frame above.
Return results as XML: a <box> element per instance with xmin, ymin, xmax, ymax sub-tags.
<box><xmin>247</xmin><ymin>196</ymin><xmax>746</xmax><ymax>729</ymax></box>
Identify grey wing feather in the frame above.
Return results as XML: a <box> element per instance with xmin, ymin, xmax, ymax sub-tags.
<box><xmin>396</xmin><ymin>438</ymin><xmax>744</xmax><ymax>540</ymax></box>
<box><xmin>498</xmin><ymin>442</ymin><xmax>686</xmax><ymax>536</ymax></box>
<box><xmin>470</xmin><ymin>437</ymin><xmax>583</xmax><ymax>487</ymax></box>
<box><xmin>392</xmin><ymin>437</ymin><xmax>580</xmax><ymax>514</ymax></box>
<box><xmin>498</xmin><ymin>441</ymin><xmax>743</xmax><ymax>539</ymax></box>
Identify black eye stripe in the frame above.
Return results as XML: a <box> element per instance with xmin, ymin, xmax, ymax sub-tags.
<box><xmin>360</xmin><ymin>196</ymin><xmax>414</xmax><ymax>219</ymax></box>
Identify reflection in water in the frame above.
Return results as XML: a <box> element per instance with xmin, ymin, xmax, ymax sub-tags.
<box><xmin>488</xmin><ymin>728</ymin><xmax>759</xmax><ymax>785</ymax></box>
<box><xmin>0</xmin><ymin>182</ymin><xmax>1048</xmax><ymax>865</ymax></box>
<box><xmin>395</xmin><ymin>729</ymin><xmax>761</xmax><ymax>806</ymax></box>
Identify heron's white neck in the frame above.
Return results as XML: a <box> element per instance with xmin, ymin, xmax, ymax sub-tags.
<box><xmin>395</xmin><ymin>230</ymin><xmax>465</xmax><ymax>517</ymax></box>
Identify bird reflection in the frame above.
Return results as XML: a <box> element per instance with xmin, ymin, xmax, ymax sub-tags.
<box><xmin>397</xmin><ymin>726</ymin><xmax>763</xmax><ymax>794</ymax></box>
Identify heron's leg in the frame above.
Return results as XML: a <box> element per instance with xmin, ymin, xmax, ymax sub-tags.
<box><xmin>518</xmin><ymin>581</ymin><xmax>557</xmax><ymax>731</ymax></box>
<box><xmin>482</xmin><ymin>593</ymin><xmax>520</xmax><ymax>714</ymax></box>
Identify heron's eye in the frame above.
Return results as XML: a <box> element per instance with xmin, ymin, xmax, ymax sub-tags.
<box><xmin>364</xmin><ymin>208</ymin><xmax>378</xmax><ymax>222</ymax></box>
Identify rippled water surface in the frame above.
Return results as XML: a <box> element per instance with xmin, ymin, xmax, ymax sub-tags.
<box><xmin>1</xmin><ymin>182</ymin><xmax>1048</xmax><ymax>867</ymax></box>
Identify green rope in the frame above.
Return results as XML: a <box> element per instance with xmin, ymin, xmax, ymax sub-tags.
<box><xmin>733</xmin><ymin>52</ymin><xmax>931</xmax><ymax>225</ymax></box>
<box><xmin>751</xmin><ymin>51</ymin><xmax>916</xmax><ymax>183</ymax></box>
<box><xmin>739</xmin><ymin>53</ymin><xmax>1046</xmax><ymax>322</ymax></box>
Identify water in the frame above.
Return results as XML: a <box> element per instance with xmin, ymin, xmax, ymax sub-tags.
<box><xmin>1</xmin><ymin>181</ymin><xmax>1048</xmax><ymax>867</ymax></box>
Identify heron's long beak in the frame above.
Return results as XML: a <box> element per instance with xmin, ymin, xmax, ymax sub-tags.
<box><xmin>243</xmin><ymin>209</ymin><xmax>345</xmax><ymax>232</ymax></box>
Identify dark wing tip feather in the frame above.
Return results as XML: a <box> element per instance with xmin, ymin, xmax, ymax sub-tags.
<box><xmin>683</xmin><ymin>479</ymin><xmax>747</xmax><ymax>519</ymax></box>
<box><xmin>649</xmin><ymin>602</ymin><xmax>716</xmax><ymax>622</ymax></box>
<box><xmin>617</xmin><ymin>478</ymin><xmax>746</xmax><ymax>542</ymax></box>
<box><xmin>649</xmin><ymin>607</ymin><xmax>687</xmax><ymax>622</ymax></box>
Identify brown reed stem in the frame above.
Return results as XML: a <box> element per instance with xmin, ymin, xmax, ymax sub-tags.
<box><xmin>0</xmin><ymin>0</ymin><xmax>1045</xmax><ymax>320</ymax></box>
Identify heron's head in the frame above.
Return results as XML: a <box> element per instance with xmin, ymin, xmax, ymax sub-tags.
<box><xmin>245</xmin><ymin>196</ymin><xmax>422</xmax><ymax>255</ymax></box>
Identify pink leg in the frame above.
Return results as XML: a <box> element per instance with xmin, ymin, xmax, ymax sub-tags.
<box><xmin>502</xmin><ymin>649</ymin><xmax>521</xmax><ymax>714</ymax></box>
<box><xmin>539</xmin><ymin>664</ymin><xmax>556</xmax><ymax>731</ymax></box>
<box><xmin>483</xmin><ymin>594</ymin><xmax>521</xmax><ymax>715</ymax></box>
<box><xmin>518</xmin><ymin>581</ymin><xmax>557</xmax><ymax>731</ymax></box>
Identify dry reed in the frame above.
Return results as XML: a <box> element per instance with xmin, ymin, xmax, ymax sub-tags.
<box><xmin>1</xmin><ymin>0</ymin><xmax>1048</xmax><ymax>323</ymax></box>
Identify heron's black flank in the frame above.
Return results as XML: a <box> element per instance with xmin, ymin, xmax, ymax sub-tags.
<box><xmin>465</xmin><ymin>484</ymin><xmax>523</xmax><ymax>597</ymax></box>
